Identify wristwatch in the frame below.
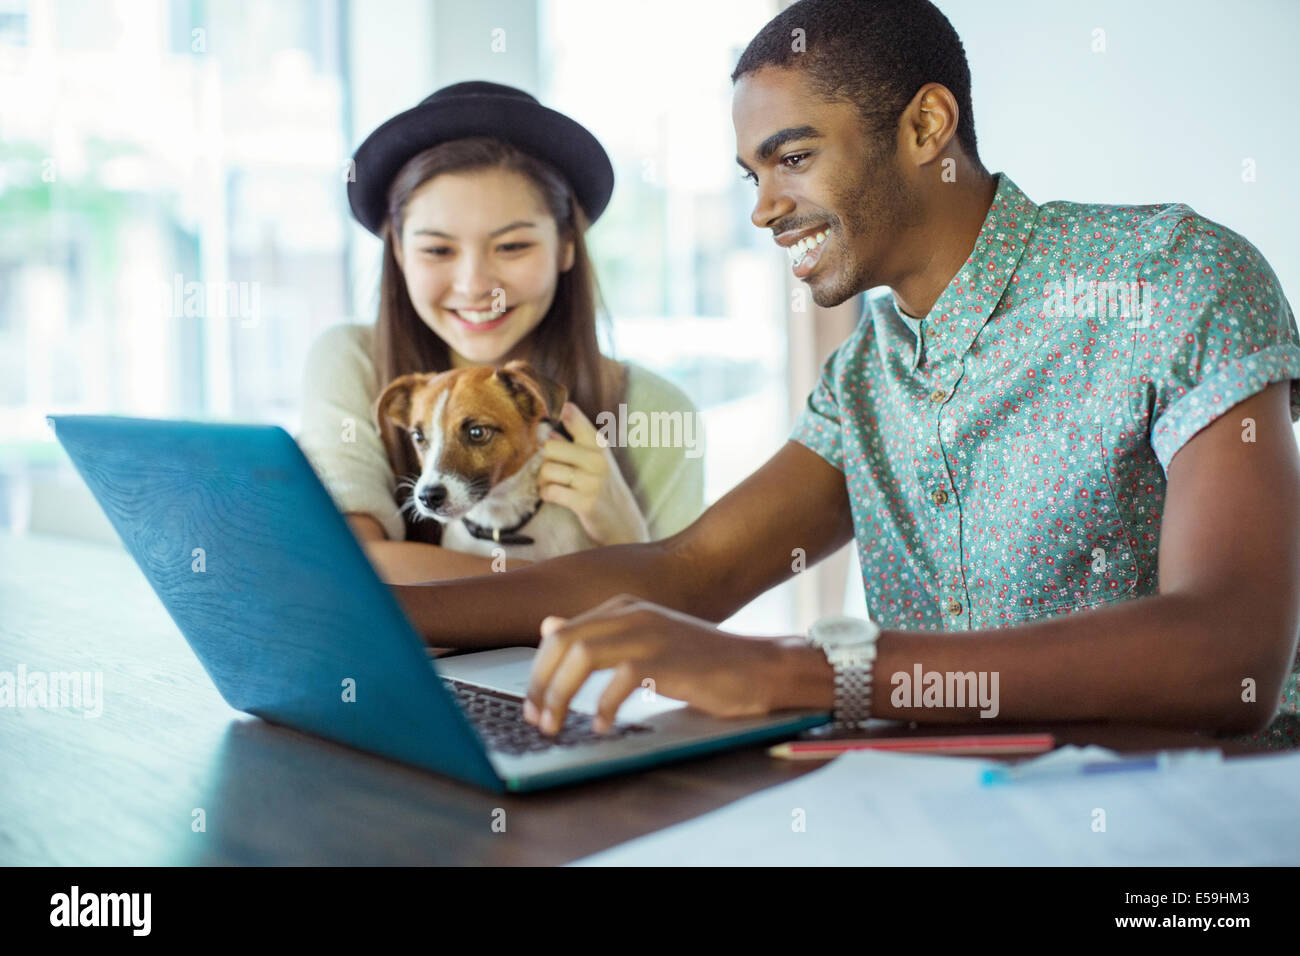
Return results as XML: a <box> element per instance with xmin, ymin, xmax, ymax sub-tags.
<box><xmin>807</xmin><ymin>615</ymin><xmax>881</xmax><ymax>729</ymax></box>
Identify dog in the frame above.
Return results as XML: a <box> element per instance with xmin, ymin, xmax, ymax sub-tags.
<box><xmin>373</xmin><ymin>360</ymin><xmax>595</xmax><ymax>562</ymax></box>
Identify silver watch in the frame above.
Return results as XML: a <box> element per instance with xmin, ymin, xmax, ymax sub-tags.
<box><xmin>807</xmin><ymin>615</ymin><xmax>880</xmax><ymax>729</ymax></box>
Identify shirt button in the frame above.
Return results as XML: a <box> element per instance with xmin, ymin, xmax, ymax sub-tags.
<box><xmin>929</xmin><ymin>388</ymin><xmax>947</xmax><ymax>404</ymax></box>
<box><xmin>931</xmin><ymin>488</ymin><xmax>949</xmax><ymax>506</ymax></box>
<box><xmin>946</xmin><ymin>599</ymin><xmax>964</xmax><ymax>616</ymax></box>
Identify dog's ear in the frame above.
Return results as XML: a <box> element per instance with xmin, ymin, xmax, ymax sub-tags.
<box><xmin>373</xmin><ymin>373</ymin><xmax>429</xmax><ymax>464</ymax></box>
<box><xmin>494</xmin><ymin>360</ymin><xmax>568</xmax><ymax>421</ymax></box>
<box><xmin>373</xmin><ymin>373</ymin><xmax>424</xmax><ymax>430</ymax></box>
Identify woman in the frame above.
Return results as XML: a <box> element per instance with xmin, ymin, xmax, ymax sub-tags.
<box><xmin>298</xmin><ymin>81</ymin><xmax>704</xmax><ymax>583</ymax></box>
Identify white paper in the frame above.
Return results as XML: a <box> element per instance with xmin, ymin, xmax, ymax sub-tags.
<box><xmin>571</xmin><ymin>749</ymin><xmax>1300</xmax><ymax>866</ymax></box>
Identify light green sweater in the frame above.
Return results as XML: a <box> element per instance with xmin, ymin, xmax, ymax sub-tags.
<box><xmin>296</xmin><ymin>323</ymin><xmax>705</xmax><ymax>544</ymax></box>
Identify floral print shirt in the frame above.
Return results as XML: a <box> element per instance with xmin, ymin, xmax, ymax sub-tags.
<box><xmin>790</xmin><ymin>172</ymin><xmax>1300</xmax><ymax>748</ymax></box>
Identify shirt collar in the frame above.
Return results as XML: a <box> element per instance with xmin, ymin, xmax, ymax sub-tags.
<box><xmin>893</xmin><ymin>172</ymin><xmax>1039</xmax><ymax>372</ymax></box>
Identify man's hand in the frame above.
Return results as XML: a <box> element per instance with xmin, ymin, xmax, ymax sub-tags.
<box><xmin>521</xmin><ymin>594</ymin><xmax>820</xmax><ymax>735</ymax></box>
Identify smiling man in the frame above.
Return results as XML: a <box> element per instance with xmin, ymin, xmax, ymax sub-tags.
<box><xmin>392</xmin><ymin>0</ymin><xmax>1300</xmax><ymax>749</ymax></box>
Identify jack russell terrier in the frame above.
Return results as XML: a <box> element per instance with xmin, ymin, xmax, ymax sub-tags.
<box><xmin>373</xmin><ymin>360</ymin><xmax>596</xmax><ymax>562</ymax></box>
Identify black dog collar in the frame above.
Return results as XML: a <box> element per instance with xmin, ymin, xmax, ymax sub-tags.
<box><xmin>462</xmin><ymin>497</ymin><xmax>544</xmax><ymax>545</ymax></box>
<box><xmin>542</xmin><ymin>416</ymin><xmax>574</xmax><ymax>442</ymax></box>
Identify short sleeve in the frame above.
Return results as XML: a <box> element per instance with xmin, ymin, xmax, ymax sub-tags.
<box><xmin>789</xmin><ymin>346</ymin><xmax>846</xmax><ymax>472</ymax></box>
<box><xmin>617</xmin><ymin>364</ymin><xmax>706</xmax><ymax>540</ymax></box>
<box><xmin>295</xmin><ymin>324</ymin><xmax>406</xmax><ymax>541</ymax></box>
<box><xmin>1145</xmin><ymin>215</ymin><xmax>1300</xmax><ymax>473</ymax></box>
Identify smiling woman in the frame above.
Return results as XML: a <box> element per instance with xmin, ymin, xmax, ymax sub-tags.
<box><xmin>390</xmin><ymin>166</ymin><xmax>577</xmax><ymax>371</ymax></box>
<box><xmin>296</xmin><ymin>83</ymin><xmax>705</xmax><ymax>583</ymax></box>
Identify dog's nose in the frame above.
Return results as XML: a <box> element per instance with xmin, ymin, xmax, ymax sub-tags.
<box><xmin>420</xmin><ymin>484</ymin><xmax>448</xmax><ymax>508</ymax></box>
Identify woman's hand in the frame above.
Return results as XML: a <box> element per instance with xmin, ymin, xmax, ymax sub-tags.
<box><xmin>537</xmin><ymin>402</ymin><xmax>650</xmax><ymax>546</ymax></box>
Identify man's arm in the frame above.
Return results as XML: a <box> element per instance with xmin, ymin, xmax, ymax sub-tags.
<box><xmin>777</xmin><ymin>380</ymin><xmax>1300</xmax><ymax>734</ymax></box>
<box><xmin>391</xmin><ymin>440</ymin><xmax>855</xmax><ymax>646</ymax></box>
<box><xmin>522</xmin><ymin>382</ymin><xmax>1300</xmax><ymax>737</ymax></box>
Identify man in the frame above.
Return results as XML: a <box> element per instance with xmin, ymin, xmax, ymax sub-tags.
<box><xmin>391</xmin><ymin>0</ymin><xmax>1300</xmax><ymax>749</ymax></box>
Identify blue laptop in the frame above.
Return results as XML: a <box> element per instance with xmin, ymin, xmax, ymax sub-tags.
<box><xmin>47</xmin><ymin>414</ymin><xmax>829</xmax><ymax>792</ymax></box>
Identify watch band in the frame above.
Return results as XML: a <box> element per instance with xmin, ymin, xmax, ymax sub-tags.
<box><xmin>831</xmin><ymin>661</ymin><xmax>874</xmax><ymax>727</ymax></box>
<box><xmin>807</xmin><ymin>615</ymin><xmax>880</xmax><ymax>729</ymax></box>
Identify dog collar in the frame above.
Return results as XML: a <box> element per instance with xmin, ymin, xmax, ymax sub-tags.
<box><xmin>461</xmin><ymin>497</ymin><xmax>543</xmax><ymax>546</ymax></box>
<box><xmin>542</xmin><ymin>416</ymin><xmax>574</xmax><ymax>442</ymax></box>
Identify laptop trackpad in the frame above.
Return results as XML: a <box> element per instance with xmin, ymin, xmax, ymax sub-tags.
<box><xmin>435</xmin><ymin>646</ymin><xmax>687</xmax><ymax>722</ymax></box>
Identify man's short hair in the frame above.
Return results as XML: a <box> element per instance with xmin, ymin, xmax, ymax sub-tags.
<box><xmin>732</xmin><ymin>0</ymin><xmax>980</xmax><ymax>163</ymax></box>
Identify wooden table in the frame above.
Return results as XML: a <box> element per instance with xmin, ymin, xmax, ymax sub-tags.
<box><xmin>0</xmin><ymin>531</ymin><xmax>1267</xmax><ymax>866</ymax></box>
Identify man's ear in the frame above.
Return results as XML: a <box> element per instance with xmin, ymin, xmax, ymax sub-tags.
<box><xmin>494</xmin><ymin>360</ymin><xmax>568</xmax><ymax>421</ymax></box>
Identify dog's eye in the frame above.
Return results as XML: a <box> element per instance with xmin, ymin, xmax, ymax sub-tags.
<box><xmin>410</xmin><ymin>429</ymin><xmax>425</xmax><ymax>445</ymax></box>
<box><xmin>466</xmin><ymin>424</ymin><xmax>493</xmax><ymax>444</ymax></box>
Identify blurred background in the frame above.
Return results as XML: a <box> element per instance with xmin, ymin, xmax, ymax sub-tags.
<box><xmin>3</xmin><ymin>0</ymin><xmax>1299</xmax><ymax>635</ymax></box>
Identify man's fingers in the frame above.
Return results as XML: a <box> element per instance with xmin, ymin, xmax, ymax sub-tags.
<box><xmin>525</xmin><ymin>617</ymin><xmax>574</xmax><ymax>721</ymax></box>
<box><xmin>538</xmin><ymin>626</ymin><xmax>653</xmax><ymax>736</ymax></box>
<box><xmin>525</xmin><ymin>607</ymin><xmax>619</xmax><ymax>718</ymax></box>
<box><xmin>593</xmin><ymin>664</ymin><xmax>644</xmax><ymax>734</ymax></box>
<box><xmin>524</xmin><ymin>615</ymin><xmax>566</xmax><ymax>725</ymax></box>
<box><xmin>537</xmin><ymin>639</ymin><xmax>600</xmax><ymax>735</ymax></box>
<box><xmin>524</xmin><ymin>597</ymin><xmax>650</xmax><ymax>725</ymax></box>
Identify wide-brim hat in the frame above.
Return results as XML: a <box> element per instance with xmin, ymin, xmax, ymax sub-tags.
<box><xmin>346</xmin><ymin>80</ymin><xmax>615</xmax><ymax>237</ymax></box>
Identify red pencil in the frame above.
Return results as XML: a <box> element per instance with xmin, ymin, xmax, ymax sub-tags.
<box><xmin>768</xmin><ymin>733</ymin><xmax>1056</xmax><ymax>760</ymax></box>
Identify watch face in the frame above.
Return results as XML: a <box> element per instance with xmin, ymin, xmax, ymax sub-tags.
<box><xmin>813</xmin><ymin>616</ymin><xmax>872</xmax><ymax>647</ymax></box>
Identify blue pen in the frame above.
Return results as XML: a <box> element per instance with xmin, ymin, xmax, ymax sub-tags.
<box><xmin>979</xmin><ymin>749</ymin><xmax>1223</xmax><ymax>785</ymax></box>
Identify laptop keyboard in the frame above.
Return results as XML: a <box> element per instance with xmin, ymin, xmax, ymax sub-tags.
<box><xmin>442</xmin><ymin>677</ymin><xmax>654</xmax><ymax>756</ymax></box>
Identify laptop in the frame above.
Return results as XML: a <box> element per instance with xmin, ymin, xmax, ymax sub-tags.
<box><xmin>47</xmin><ymin>414</ymin><xmax>829</xmax><ymax>792</ymax></box>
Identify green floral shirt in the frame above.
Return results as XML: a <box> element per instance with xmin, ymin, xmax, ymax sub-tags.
<box><xmin>791</xmin><ymin>172</ymin><xmax>1300</xmax><ymax>749</ymax></box>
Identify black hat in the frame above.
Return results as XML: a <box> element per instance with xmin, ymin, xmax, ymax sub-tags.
<box><xmin>346</xmin><ymin>80</ymin><xmax>615</xmax><ymax>237</ymax></box>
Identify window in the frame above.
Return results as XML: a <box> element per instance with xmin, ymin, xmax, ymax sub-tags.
<box><xmin>0</xmin><ymin>0</ymin><xmax>352</xmax><ymax>529</ymax></box>
<box><xmin>541</xmin><ymin>0</ymin><xmax>806</xmax><ymax>631</ymax></box>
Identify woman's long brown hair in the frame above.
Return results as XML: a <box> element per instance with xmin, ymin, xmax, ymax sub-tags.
<box><xmin>370</xmin><ymin>136</ymin><xmax>626</xmax><ymax>544</ymax></box>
